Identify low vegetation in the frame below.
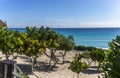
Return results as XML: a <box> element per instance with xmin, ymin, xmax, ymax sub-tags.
<box><xmin>74</xmin><ymin>45</ymin><xmax>96</xmax><ymax>51</ymax></box>
<box><xmin>100</xmin><ymin>36</ymin><xmax>120</xmax><ymax>78</ymax></box>
<box><xmin>74</xmin><ymin>36</ymin><xmax>120</xmax><ymax>78</ymax></box>
<box><xmin>1</xmin><ymin>23</ymin><xmax>120</xmax><ymax>78</ymax></box>
<box><xmin>69</xmin><ymin>54</ymin><xmax>88</xmax><ymax>78</ymax></box>
<box><xmin>0</xmin><ymin>25</ymin><xmax>75</xmax><ymax>77</ymax></box>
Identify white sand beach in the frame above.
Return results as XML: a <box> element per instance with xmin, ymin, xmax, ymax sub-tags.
<box><xmin>0</xmin><ymin>50</ymin><xmax>102</xmax><ymax>78</ymax></box>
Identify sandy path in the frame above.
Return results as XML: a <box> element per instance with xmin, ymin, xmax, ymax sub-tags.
<box><xmin>0</xmin><ymin>50</ymin><xmax>102</xmax><ymax>78</ymax></box>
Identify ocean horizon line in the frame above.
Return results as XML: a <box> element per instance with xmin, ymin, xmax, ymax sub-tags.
<box><xmin>7</xmin><ymin>27</ymin><xmax>120</xmax><ymax>29</ymax></box>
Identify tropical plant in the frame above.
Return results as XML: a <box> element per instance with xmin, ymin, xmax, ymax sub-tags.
<box><xmin>38</xmin><ymin>26</ymin><xmax>75</xmax><ymax>67</ymax></box>
<box><xmin>89</xmin><ymin>49</ymin><xmax>106</xmax><ymax>70</ymax></box>
<box><xmin>38</xmin><ymin>26</ymin><xmax>58</xmax><ymax>67</ymax></box>
<box><xmin>12</xmin><ymin>31</ymin><xmax>24</xmax><ymax>58</ymax></box>
<box><xmin>82</xmin><ymin>50</ymin><xmax>92</xmax><ymax>65</ymax></box>
<box><xmin>57</xmin><ymin>34</ymin><xmax>75</xmax><ymax>63</ymax></box>
<box><xmin>69</xmin><ymin>54</ymin><xmax>88</xmax><ymax>78</ymax></box>
<box><xmin>90</xmin><ymin>49</ymin><xmax>105</xmax><ymax>63</ymax></box>
<box><xmin>23</xmin><ymin>74</ymin><xmax>29</xmax><ymax>78</ymax></box>
<box><xmin>20</xmin><ymin>27</ymin><xmax>46</xmax><ymax>68</ymax></box>
<box><xmin>100</xmin><ymin>36</ymin><xmax>120</xmax><ymax>78</ymax></box>
<box><xmin>0</xmin><ymin>26</ymin><xmax>6</xmax><ymax>50</ymax></box>
<box><xmin>46</xmin><ymin>30</ymin><xmax>60</xmax><ymax>67</ymax></box>
<box><xmin>74</xmin><ymin>45</ymin><xmax>96</xmax><ymax>51</ymax></box>
<box><xmin>0</xmin><ymin>26</ymin><xmax>18</xmax><ymax>60</ymax></box>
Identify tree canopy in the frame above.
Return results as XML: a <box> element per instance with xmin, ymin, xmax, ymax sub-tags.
<box><xmin>0</xmin><ymin>26</ymin><xmax>75</xmax><ymax>69</ymax></box>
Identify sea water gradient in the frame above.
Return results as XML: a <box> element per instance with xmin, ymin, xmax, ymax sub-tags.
<box><xmin>8</xmin><ymin>28</ymin><xmax>120</xmax><ymax>49</ymax></box>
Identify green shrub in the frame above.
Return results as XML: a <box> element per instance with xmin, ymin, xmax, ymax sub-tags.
<box><xmin>74</xmin><ymin>45</ymin><xmax>96</xmax><ymax>51</ymax></box>
<box><xmin>68</xmin><ymin>54</ymin><xmax>88</xmax><ymax>78</ymax></box>
<box><xmin>100</xmin><ymin>36</ymin><xmax>120</xmax><ymax>78</ymax></box>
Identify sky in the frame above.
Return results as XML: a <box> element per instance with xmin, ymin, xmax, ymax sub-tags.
<box><xmin>0</xmin><ymin>0</ymin><xmax>120</xmax><ymax>28</ymax></box>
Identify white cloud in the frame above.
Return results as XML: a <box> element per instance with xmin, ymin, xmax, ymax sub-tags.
<box><xmin>77</xmin><ymin>22</ymin><xmax>120</xmax><ymax>28</ymax></box>
<box><xmin>44</xmin><ymin>18</ymin><xmax>120</xmax><ymax>28</ymax></box>
<box><xmin>8</xmin><ymin>18</ymin><xmax>120</xmax><ymax>28</ymax></box>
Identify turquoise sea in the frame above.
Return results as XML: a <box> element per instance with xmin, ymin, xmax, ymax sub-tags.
<box><xmin>8</xmin><ymin>28</ymin><xmax>120</xmax><ymax>49</ymax></box>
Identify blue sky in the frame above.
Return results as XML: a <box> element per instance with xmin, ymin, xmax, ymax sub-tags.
<box><xmin>0</xmin><ymin>0</ymin><xmax>120</xmax><ymax>28</ymax></box>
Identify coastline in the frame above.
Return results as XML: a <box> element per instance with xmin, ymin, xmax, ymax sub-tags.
<box><xmin>102</xmin><ymin>48</ymin><xmax>108</xmax><ymax>50</ymax></box>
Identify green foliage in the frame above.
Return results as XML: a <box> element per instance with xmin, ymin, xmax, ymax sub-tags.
<box><xmin>74</xmin><ymin>45</ymin><xmax>96</xmax><ymax>51</ymax></box>
<box><xmin>57</xmin><ymin>34</ymin><xmax>75</xmax><ymax>51</ymax></box>
<box><xmin>13</xmin><ymin>31</ymin><xmax>24</xmax><ymax>54</ymax></box>
<box><xmin>18</xmin><ymin>72</ymin><xmax>29</xmax><ymax>78</ymax></box>
<box><xmin>0</xmin><ymin>25</ymin><xmax>75</xmax><ymax>68</ymax></box>
<box><xmin>0</xmin><ymin>27</ymin><xmax>19</xmax><ymax>59</ymax></box>
<box><xmin>20</xmin><ymin>26</ymin><xmax>46</xmax><ymax>56</ymax></box>
<box><xmin>0</xmin><ymin>26</ymin><xmax>47</xmax><ymax>59</ymax></box>
<box><xmin>0</xmin><ymin>26</ymin><xmax>6</xmax><ymax>50</ymax></box>
<box><xmin>69</xmin><ymin>60</ymin><xmax>88</xmax><ymax>74</ymax></box>
<box><xmin>90</xmin><ymin>49</ymin><xmax>105</xmax><ymax>62</ymax></box>
<box><xmin>82</xmin><ymin>51</ymin><xmax>91</xmax><ymax>59</ymax></box>
<box><xmin>23</xmin><ymin>74</ymin><xmax>29</xmax><ymax>78</ymax></box>
<box><xmin>47</xmin><ymin>30</ymin><xmax>60</xmax><ymax>49</ymax></box>
<box><xmin>100</xmin><ymin>36</ymin><xmax>120</xmax><ymax>78</ymax></box>
<box><xmin>69</xmin><ymin>54</ymin><xmax>88</xmax><ymax>78</ymax></box>
<box><xmin>25</xmin><ymin>26</ymin><xmax>39</xmax><ymax>39</ymax></box>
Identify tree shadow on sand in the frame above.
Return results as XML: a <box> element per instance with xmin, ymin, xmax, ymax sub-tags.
<box><xmin>33</xmin><ymin>61</ymin><xmax>58</xmax><ymax>72</ymax></box>
<box><xmin>17</xmin><ymin>56</ymin><xmax>59</xmax><ymax>73</ymax></box>
<box><xmin>89</xmin><ymin>66</ymin><xmax>98</xmax><ymax>69</ymax></box>
<box><xmin>17</xmin><ymin>64</ymin><xmax>33</xmax><ymax>74</ymax></box>
<box><xmin>82</xmin><ymin>69</ymin><xmax>101</xmax><ymax>74</ymax></box>
<box><xmin>82</xmin><ymin>66</ymin><xmax>101</xmax><ymax>74</ymax></box>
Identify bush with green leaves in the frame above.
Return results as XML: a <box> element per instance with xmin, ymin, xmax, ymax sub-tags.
<box><xmin>100</xmin><ymin>36</ymin><xmax>120</xmax><ymax>78</ymax></box>
<box><xmin>0</xmin><ymin>26</ymin><xmax>22</xmax><ymax>59</ymax></box>
<box><xmin>57</xmin><ymin>34</ymin><xmax>75</xmax><ymax>63</ymax></box>
<box><xmin>23</xmin><ymin>73</ymin><xmax>29</xmax><ymax>78</ymax></box>
<box><xmin>74</xmin><ymin>45</ymin><xmax>96</xmax><ymax>51</ymax></box>
<box><xmin>90</xmin><ymin>49</ymin><xmax>105</xmax><ymax>63</ymax></box>
<box><xmin>0</xmin><ymin>25</ymin><xmax>75</xmax><ymax>70</ymax></box>
<box><xmin>69</xmin><ymin>54</ymin><xmax>88</xmax><ymax>78</ymax></box>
